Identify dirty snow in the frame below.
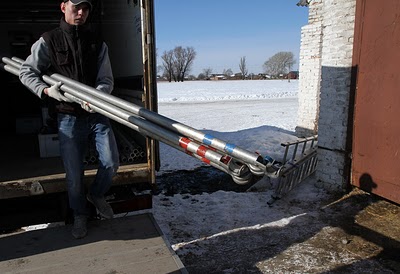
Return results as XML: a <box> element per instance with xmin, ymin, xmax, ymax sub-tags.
<box><xmin>21</xmin><ymin>79</ymin><xmax>398</xmax><ymax>273</ymax></box>
<box><xmin>152</xmin><ymin>80</ymin><xmax>398</xmax><ymax>273</ymax></box>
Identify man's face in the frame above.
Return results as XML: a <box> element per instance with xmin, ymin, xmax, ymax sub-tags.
<box><xmin>61</xmin><ymin>1</ymin><xmax>90</xmax><ymax>25</ymax></box>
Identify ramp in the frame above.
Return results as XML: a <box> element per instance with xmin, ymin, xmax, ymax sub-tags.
<box><xmin>0</xmin><ymin>214</ymin><xmax>187</xmax><ymax>273</ymax></box>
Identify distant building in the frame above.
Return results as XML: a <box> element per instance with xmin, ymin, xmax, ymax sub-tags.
<box><xmin>258</xmin><ymin>73</ymin><xmax>272</xmax><ymax>80</ymax></box>
<box><xmin>210</xmin><ymin>74</ymin><xmax>226</xmax><ymax>80</ymax></box>
<box><xmin>287</xmin><ymin>71</ymin><xmax>299</xmax><ymax>79</ymax></box>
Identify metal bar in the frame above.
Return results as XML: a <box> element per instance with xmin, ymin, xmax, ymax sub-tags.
<box><xmin>282</xmin><ymin>145</ymin><xmax>289</xmax><ymax>164</ymax></box>
<box><xmin>301</xmin><ymin>142</ymin><xmax>307</xmax><ymax>154</ymax></box>
<box><xmin>3</xmin><ymin>59</ymin><xmax>258</xmax><ymax>183</ymax></box>
<box><xmin>292</xmin><ymin>143</ymin><xmax>299</xmax><ymax>161</ymax></box>
<box><xmin>6</xmin><ymin>56</ymin><xmax>272</xmax><ymax>173</ymax></box>
<box><xmin>50</xmin><ymin>73</ymin><xmax>269</xmax><ymax>172</ymax></box>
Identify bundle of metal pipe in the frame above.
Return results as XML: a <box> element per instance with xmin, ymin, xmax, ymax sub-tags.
<box><xmin>113</xmin><ymin>126</ymin><xmax>145</xmax><ymax>164</ymax></box>
<box><xmin>1</xmin><ymin>56</ymin><xmax>284</xmax><ymax>184</ymax></box>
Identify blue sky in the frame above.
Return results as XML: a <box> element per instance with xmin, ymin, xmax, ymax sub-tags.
<box><xmin>154</xmin><ymin>0</ymin><xmax>309</xmax><ymax>76</ymax></box>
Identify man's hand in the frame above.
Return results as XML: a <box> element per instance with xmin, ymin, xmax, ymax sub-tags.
<box><xmin>45</xmin><ymin>82</ymin><xmax>73</xmax><ymax>102</ymax></box>
<box><xmin>80</xmin><ymin>101</ymin><xmax>95</xmax><ymax>113</ymax></box>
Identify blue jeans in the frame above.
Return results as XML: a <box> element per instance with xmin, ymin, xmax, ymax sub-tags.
<box><xmin>58</xmin><ymin>113</ymin><xmax>119</xmax><ymax>216</ymax></box>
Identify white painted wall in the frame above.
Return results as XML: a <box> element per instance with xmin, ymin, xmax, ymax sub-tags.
<box><xmin>296</xmin><ymin>0</ymin><xmax>323</xmax><ymax>137</ymax></box>
<box><xmin>297</xmin><ymin>0</ymin><xmax>357</xmax><ymax>190</ymax></box>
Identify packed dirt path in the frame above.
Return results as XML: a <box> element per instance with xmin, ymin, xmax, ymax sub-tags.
<box><xmin>154</xmin><ymin>170</ymin><xmax>400</xmax><ymax>273</ymax></box>
<box><xmin>253</xmin><ymin>187</ymin><xmax>400</xmax><ymax>273</ymax></box>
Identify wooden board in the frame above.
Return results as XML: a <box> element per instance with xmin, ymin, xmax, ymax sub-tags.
<box><xmin>0</xmin><ymin>214</ymin><xmax>187</xmax><ymax>273</ymax></box>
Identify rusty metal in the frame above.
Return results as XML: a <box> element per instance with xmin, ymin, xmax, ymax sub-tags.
<box><xmin>351</xmin><ymin>0</ymin><xmax>400</xmax><ymax>204</ymax></box>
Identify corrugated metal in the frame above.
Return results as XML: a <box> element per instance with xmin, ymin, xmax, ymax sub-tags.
<box><xmin>352</xmin><ymin>0</ymin><xmax>400</xmax><ymax>204</ymax></box>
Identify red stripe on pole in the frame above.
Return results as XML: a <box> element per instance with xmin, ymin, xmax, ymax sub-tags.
<box><xmin>197</xmin><ymin>145</ymin><xmax>208</xmax><ymax>157</ymax></box>
<box><xmin>179</xmin><ymin>137</ymin><xmax>191</xmax><ymax>149</ymax></box>
<box><xmin>201</xmin><ymin>158</ymin><xmax>211</xmax><ymax>164</ymax></box>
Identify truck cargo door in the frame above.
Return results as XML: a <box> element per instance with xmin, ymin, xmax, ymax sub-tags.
<box><xmin>141</xmin><ymin>0</ymin><xmax>160</xmax><ymax>183</ymax></box>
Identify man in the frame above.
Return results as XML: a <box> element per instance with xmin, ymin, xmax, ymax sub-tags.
<box><xmin>19</xmin><ymin>0</ymin><xmax>119</xmax><ymax>239</ymax></box>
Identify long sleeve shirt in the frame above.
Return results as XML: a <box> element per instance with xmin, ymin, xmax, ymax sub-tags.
<box><xmin>19</xmin><ymin>37</ymin><xmax>114</xmax><ymax>99</ymax></box>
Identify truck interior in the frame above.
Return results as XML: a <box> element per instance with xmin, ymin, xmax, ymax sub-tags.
<box><xmin>0</xmin><ymin>0</ymin><xmax>158</xmax><ymax>230</ymax></box>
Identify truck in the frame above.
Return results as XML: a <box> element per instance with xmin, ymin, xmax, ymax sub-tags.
<box><xmin>1</xmin><ymin>0</ymin><xmax>321</xmax><ymax>222</ymax></box>
<box><xmin>0</xmin><ymin>0</ymin><xmax>158</xmax><ymax>230</ymax></box>
<box><xmin>0</xmin><ymin>0</ymin><xmax>319</xmax><ymax>271</ymax></box>
<box><xmin>0</xmin><ymin>1</ymin><xmax>192</xmax><ymax>272</ymax></box>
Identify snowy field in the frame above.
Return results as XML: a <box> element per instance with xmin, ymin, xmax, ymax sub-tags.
<box><xmin>156</xmin><ymin>79</ymin><xmax>299</xmax><ymax>172</ymax></box>
<box><xmin>157</xmin><ymin>79</ymin><xmax>298</xmax><ymax>103</ymax></box>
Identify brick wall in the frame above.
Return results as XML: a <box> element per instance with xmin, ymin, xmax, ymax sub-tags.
<box><xmin>297</xmin><ymin>0</ymin><xmax>356</xmax><ymax>190</ymax></box>
<box><xmin>296</xmin><ymin>0</ymin><xmax>323</xmax><ymax>137</ymax></box>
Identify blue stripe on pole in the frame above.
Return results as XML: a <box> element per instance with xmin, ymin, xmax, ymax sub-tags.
<box><xmin>225</xmin><ymin>143</ymin><xmax>236</xmax><ymax>153</ymax></box>
<box><xmin>203</xmin><ymin>134</ymin><xmax>214</xmax><ymax>146</ymax></box>
<box><xmin>264</xmin><ymin>155</ymin><xmax>273</xmax><ymax>163</ymax></box>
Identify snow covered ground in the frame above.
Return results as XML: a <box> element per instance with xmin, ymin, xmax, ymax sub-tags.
<box><xmin>153</xmin><ymin>79</ymin><xmax>324</xmax><ymax>271</ymax></box>
<box><xmin>21</xmin><ymin>79</ymin><xmax>398</xmax><ymax>273</ymax></box>
<box><xmin>152</xmin><ymin>80</ymin><xmax>398</xmax><ymax>273</ymax></box>
<box><xmin>156</xmin><ymin>79</ymin><xmax>299</xmax><ymax>171</ymax></box>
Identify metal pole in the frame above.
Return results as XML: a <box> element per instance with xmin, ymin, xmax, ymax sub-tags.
<box><xmin>7</xmin><ymin>56</ymin><xmax>272</xmax><ymax>173</ymax></box>
<box><xmin>2</xmin><ymin>57</ymin><xmax>274</xmax><ymax>183</ymax></box>
<box><xmin>50</xmin><ymin>72</ymin><xmax>268</xmax><ymax>172</ymax></box>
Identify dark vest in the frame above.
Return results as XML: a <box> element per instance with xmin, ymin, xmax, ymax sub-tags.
<box><xmin>42</xmin><ymin>18</ymin><xmax>102</xmax><ymax>116</ymax></box>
